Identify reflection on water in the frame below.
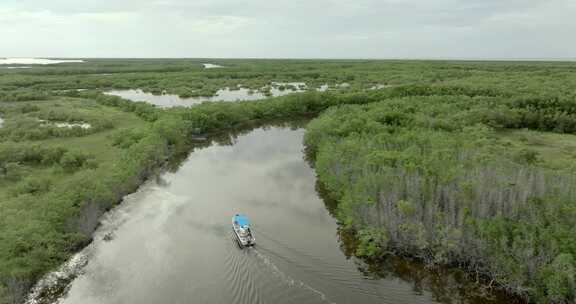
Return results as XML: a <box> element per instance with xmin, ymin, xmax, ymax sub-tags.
<box><xmin>203</xmin><ymin>63</ymin><xmax>224</xmax><ymax>69</ymax></box>
<box><xmin>37</xmin><ymin>119</ymin><xmax>92</xmax><ymax>129</ymax></box>
<box><xmin>370</xmin><ymin>84</ymin><xmax>392</xmax><ymax>90</ymax></box>
<box><xmin>105</xmin><ymin>81</ymin><xmax>351</xmax><ymax>108</ymax></box>
<box><xmin>105</xmin><ymin>86</ymin><xmax>304</xmax><ymax>108</ymax></box>
<box><xmin>271</xmin><ymin>82</ymin><xmax>307</xmax><ymax>89</ymax></box>
<box><xmin>0</xmin><ymin>58</ymin><xmax>84</xmax><ymax>65</ymax></box>
<box><xmin>29</xmin><ymin>122</ymin><xmax>520</xmax><ymax>304</ymax></box>
<box><xmin>53</xmin><ymin>122</ymin><xmax>91</xmax><ymax>129</ymax></box>
<box><xmin>335</xmin><ymin>227</ymin><xmax>521</xmax><ymax>304</ymax></box>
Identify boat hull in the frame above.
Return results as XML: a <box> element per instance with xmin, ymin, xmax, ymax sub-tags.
<box><xmin>233</xmin><ymin>227</ymin><xmax>255</xmax><ymax>247</ymax></box>
<box><xmin>232</xmin><ymin>216</ymin><xmax>255</xmax><ymax>248</ymax></box>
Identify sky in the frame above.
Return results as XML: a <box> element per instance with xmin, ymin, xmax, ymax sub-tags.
<box><xmin>0</xmin><ymin>0</ymin><xmax>575</xmax><ymax>59</ymax></box>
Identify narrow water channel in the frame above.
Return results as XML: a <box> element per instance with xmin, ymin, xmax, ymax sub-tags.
<box><xmin>35</xmin><ymin>122</ymin><xmax>517</xmax><ymax>304</ymax></box>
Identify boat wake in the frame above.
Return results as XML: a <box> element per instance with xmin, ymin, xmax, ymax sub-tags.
<box><xmin>253</xmin><ymin>228</ymin><xmax>386</xmax><ymax>301</ymax></box>
<box><xmin>252</xmin><ymin>248</ymin><xmax>337</xmax><ymax>304</ymax></box>
<box><xmin>24</xmin><ymin>253</ymin><xmax>88</xmax><ymax>304</ymax></box>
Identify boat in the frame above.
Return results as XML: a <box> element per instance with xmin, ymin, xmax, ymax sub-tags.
<box><xmin>232</xmin><ymin>214</ymin><xmax>255</xmax><ymax>247</ymax></box>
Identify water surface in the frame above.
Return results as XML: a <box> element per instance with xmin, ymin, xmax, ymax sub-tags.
<box><xmin>31</xmin><ymin>124</ymin><xmax>517</xmax><ymax>304</ymax></box>
<box><xmin>0</xmin><ymin>58</ymin><xmax>83</xmax><ymax>65</ymax></box>
<box><xmin>203</xmin><ymin>63</ymin><xmax>224</xmax><ymax>69</ymax></box>
<box><xmin>105</xmin><ymin>87</ymin><xmax>303</xmax><ymax>108</ymax></box>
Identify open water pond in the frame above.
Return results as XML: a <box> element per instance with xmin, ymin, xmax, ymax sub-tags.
<box><xmin>105</xmin><ymin>86</ymin><xmax>305</xmax><ymax>108</ymax></box>
<box><xmin>0</xmin><ymin>58</ymin><xmax>84</xmax><ymax>65</ymax></box>
<box><xmin>27</xmin><ymin>122</ymin><xmax>520</xmax><ymax>304</ymax></box>
<box><xmin>203</xmin><ymin>63</ymin><xmax>224</xmax><ymax>69</ymax></box>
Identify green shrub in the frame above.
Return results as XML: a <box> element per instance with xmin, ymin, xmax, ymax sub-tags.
<box><xmin>0</xmin><ymin>162</ymin><xmax>26</xmax><ymax>182</ymax></box>
<box><xmin>514</xmin><ymin>148</ymin><xmax>540</xmax><ymax>165</ymax></box>
<box><xmin>536</xmin><ymin>254</ymin><xmax>576</xmax><ymax>302</ymax></box>
<box><xmin>0</xmin><ymin>144</ymin><xmax>67</xmax><ymax>166</ymax></box>
<box><xmin>355</xmin><ymin>228</ymin><xmax>388</xmax><ymax>257</ymax></box>
<box><xmin>12</xmin><ymin>176</ymin><xmax>52</xmax><ymax>195</ymax></box>
<box><xmin>59</xmin><ymin>151</ymin><xmax>92</xmax><ymax>172</ymax></box>
<box><xmin>110</xmin><ymin>128</ymin><xmax>146</xmax><ymax>149</ymax></box>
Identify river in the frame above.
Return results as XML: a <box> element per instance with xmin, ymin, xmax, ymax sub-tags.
<box><xmin>29</xmin><ymin>122</ymin><xmax>517</xmax><ymax>304</ymax></box>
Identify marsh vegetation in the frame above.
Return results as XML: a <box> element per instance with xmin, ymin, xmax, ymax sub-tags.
<box><xmin>1</xmin><ymin>59</ymin><xmax>576</xmax><ymax>303</ymax></box>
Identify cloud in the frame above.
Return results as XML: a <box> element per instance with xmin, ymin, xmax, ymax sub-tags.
<box><xmin>187</xmin><ymin>16</ymin><xmax>254</xmax><ymax>34</ymax></box>
<box><xmin>0</xmin><ymin>0</ymin><xmax>574</xmax><ymax>58</ymax></box>
<box><xmin>0</xmin><ymin>8</ymin><xmax>140</xmax><ymax>25</ymax></box>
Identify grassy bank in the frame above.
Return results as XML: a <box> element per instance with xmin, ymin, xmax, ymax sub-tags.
<box><xmin>0</xmin><ymin>95</ymin><xmax>174</xmax><ymax>303</ymax></box>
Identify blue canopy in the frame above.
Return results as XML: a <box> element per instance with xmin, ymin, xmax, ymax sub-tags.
<box><xmin>234</xmin><ymin>214</ymin><xmax>250</xmax><ymax>226</ymax></box>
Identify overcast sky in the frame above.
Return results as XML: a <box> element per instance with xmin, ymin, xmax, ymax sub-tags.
<box><xmin>0</xmin><ymin>0</ymin><xmax>574</xmax><ymax>59</ymax></box>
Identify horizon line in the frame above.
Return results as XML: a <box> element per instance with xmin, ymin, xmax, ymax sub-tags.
<box><xmin>2</xmin><ymin>56</ymin><xmax>576</xmax><ymax>62</ymax></box>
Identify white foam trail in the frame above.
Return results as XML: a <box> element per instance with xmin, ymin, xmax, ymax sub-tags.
<box><xmin>24</xmin><ymin>253</ymin><xmax>88</xmax><ymax>304</ymax></box>
<box><xmin>253</xmin><ymin>249</ymin><xmax>336</xmax><ymax>304</ymax></box>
